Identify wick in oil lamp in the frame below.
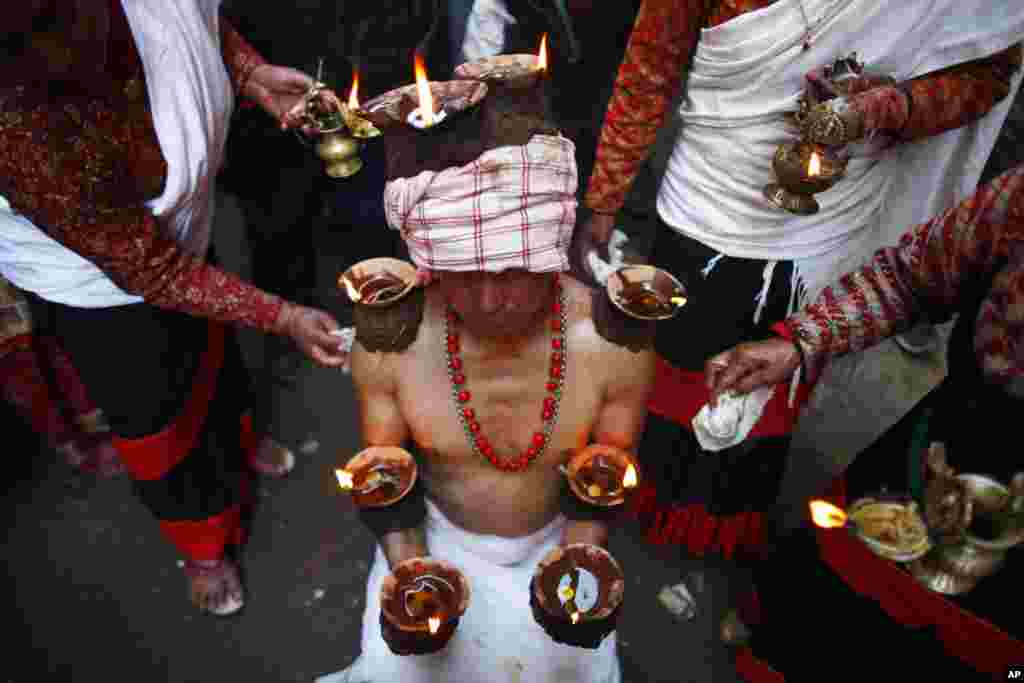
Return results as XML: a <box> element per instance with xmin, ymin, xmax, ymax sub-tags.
<box><xmin>335</xmin><ymin>446</ymin><xmax>417</xmax><ymax>508</ymax></box>
<box><xmin>380</xmin><ymin>557</ymin><xmax>470</xmax><ymax>652</ymax></box>
<box><xmin>562</xmin><ymin>444</ymin><xmax>640</xmax><ymax>507</ymax></box>
<box><xmin>763</xmin><ymin>142</ymin><xmax>848</xmax><ymax>215</ymax></box>
<box><xmin>531</xmin><ymin>544</ymin><xmax>624</xmax><ymax>648</ymax></box>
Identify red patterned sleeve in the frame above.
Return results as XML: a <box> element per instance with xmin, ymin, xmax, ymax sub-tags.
<box><xmin>783</xmin><ymin>165</ymin><xmax>1024</xmax><ymax>382</ymax></box>
<box><xmin>583</xmin><ymin>0</ymin><xmax>710</xmax><ymax>214</ymax></box>
<box><xmin>898</xmin><ymin>43</ymin><xmax>1023</xmax><ymax>141</ymax></box>
<box><xmin>0</xmin><ymin>94</ymin><xmax>285</xmax><ymax>333</ymax></box>
<box><xmin>219</xmin><ymin>15</ymin><xmax>269</xmax><ymax>99</ymax></box>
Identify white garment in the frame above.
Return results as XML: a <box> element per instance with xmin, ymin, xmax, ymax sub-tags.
<box><xmin>692</xmin><ymin>387</ymin><xmax>774</xmax><ymax>452</ymax></box>
<box><xmin>317</xmin><ymin>500</ymin><xmax>620</xmax><ymax>683</ymax></box>
<box><xmin>0</xmin><ymin>0</ymin><xmax>234</xmax><ymax>307</ymax></box>
<box><xmin>656</xmin><ymin>0</ymin><xmax>1024</xmax><ymax>299</ymax></box>
<box><xmin>461</xmin><ymin>0</ymin><xmax>517</xmax><ymax>63</ymax></box>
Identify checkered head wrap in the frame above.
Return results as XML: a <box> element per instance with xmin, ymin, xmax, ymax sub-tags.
<box><xmin>384</xmin><ymin>135</ymin><xmax>577</xmax><ymax>273</ymax></box>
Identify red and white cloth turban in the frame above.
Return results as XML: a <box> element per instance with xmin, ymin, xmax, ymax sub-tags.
<box><xmin>383</xmin><ymin>135</ymin><xmax>577</xmax><ymax>273</ymax></box>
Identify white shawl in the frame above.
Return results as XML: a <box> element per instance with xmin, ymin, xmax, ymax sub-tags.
<box><xmin>657</xmin><ymin>0</ymin><xmax>1024</xmax><ymax>299</ymax></box>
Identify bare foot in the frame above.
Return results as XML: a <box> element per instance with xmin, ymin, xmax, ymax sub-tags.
<box><xmin>248</xmin><ymin>436</ymin><xmax>296</xmax><ymax>477</ymax></box>
<box><xmin>185</xmin><ymin>558</ymin><xmax>245</xmax><ymax>616</ymax></box>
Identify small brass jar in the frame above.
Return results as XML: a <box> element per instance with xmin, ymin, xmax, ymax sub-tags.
<box><xmin>763</xmin><ymin>141</ymin><xmax>847</xmax><ymax>215</ymax></box>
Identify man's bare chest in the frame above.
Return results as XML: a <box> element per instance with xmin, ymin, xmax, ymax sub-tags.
<box><xmin>396</xmin><ymin>346</ymin><xmax>601</xmax><ymax>466</ymax></box>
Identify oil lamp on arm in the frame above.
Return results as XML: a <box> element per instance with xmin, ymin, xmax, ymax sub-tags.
<box><xmin>379</xmin><ymin>557</ymin><xmax>471</xmax><ymax>654</ymax></box>
<box><xmin>334</xmin><ymin>446</ymin><xmax>418</xmax><ymax>508</ymax></box>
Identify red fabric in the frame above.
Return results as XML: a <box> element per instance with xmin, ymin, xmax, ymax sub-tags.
<box><xmin>112</xmin><ymin>322</ymin><xmax>226</xmax><ymax>481</ymax></box>
<box><xmin>0</xmin><ymin>343</ymin><xmax>76</xmax><ymax>445</ymax></box>
<box><xmin>628</xmin><ymin>483</ymin><xmax>767</xmax><ymax>559</ymax></box>
<box><xmin>734</xmin><ymin>647</ymin><xmax>785</xmax><ymax>683</ymax></box>
<box><xmin>646</xmin><ymin>358</ymin><xmax>811</xmax><ymax>439</ymax></box>
<box><xmin>158</xmin><ymin>503</ymin><xmax>243</xmax><ymax>562</ymax></box>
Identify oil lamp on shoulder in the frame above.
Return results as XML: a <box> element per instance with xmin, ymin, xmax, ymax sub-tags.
<box><xmin>592</xmin><ymin>264</ymin><xmax>688</xmax><ymax>352</ymax></box>
<box><xmin>338</xmin><ymin>257</ymin><xmax>422</xmax><ymax>353</ymax></box>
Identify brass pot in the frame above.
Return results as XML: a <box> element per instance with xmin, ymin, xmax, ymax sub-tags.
<box><xmin>316</xmin><ymin>131</ymin><xmax>362</xmax><ymax>178</ymax></box>
<box><xmin>764</xmin><ymin>141</ymin><xmax>847</xmax><ymax>215</ymax></box>
<box><xmin>909</xmin><ymin>474</ymin><xmax>1024</xmax><ymax>595</ymax></box>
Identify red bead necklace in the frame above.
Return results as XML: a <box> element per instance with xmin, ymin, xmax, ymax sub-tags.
<box><xmin>444</xmin><ymin>276</ymin><xmax>567</xmax><ymax>472</ymax></box>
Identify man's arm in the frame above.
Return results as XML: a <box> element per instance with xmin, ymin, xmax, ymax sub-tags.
<box><xmin>583</xmin><ymin>0</ymin><xmax>709</xmax><ymax>215</ymax></box>
<box><xmin>561</xmin><ymin>344</ymin><xmax>657</xmax><ymax>547</ymax></box>
<box><xmin>351</xmin><ymin>343</ymin><xmax>429</xmax><ymax>568</ymax></box>
<box><xmin>782</xmin><ymin>165</ymin><xmax>1024</xmax><ymax>383</ymax></box>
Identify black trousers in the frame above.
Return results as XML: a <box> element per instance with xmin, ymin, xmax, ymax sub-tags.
<box><xmin>26</xmin><ymin>293</ymin><xmax>249</xmax><ymax>559</ymax></box>
<box><xmin>640</xmin><ymin>222</ymin><xmax>796</xmax><ymax>516</ymax></box>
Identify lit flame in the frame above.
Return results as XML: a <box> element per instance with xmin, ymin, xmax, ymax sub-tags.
<box><xmin>428</xmin><ymin>616</ymin><xmax>441</xmax><ymax>635</ymax></box>
<box><xmin>342</xmin><ymin>277</ymin><xmax>361</xmax><ymax>303</ymax></box>
<box><xmin>334</xmin><ymin>468</ymin><xmax>354</xmax><ymax>491</ymax></box>
<box><xmin>809</xmin><ymin>500</ymin><xmax>847</xmax><ymax>528</ymax></box>
<box><xmin>807</xmin><ymin>151</ymin><xmax>822</xmax><ymax>177</ymax></box>
<box><xmin>622</xmin><ymin>463</ymin><xmax>638</xmax><ymax>489</ymax></box>
<box><xmin>570</xmin><ymin>611</ymin><xmax>580</xmax><ymax>625</ymax></box>
<box><xmin>558</xmin><ymin>585</ymin><xmax>576</xmax><ymax>602</ymax></box>
<box><xmin>414</xmin><ymin>53</ymin><xmax>435</xmax><ymax>127</ymax></box>
<box><xmin>348</xmin><ymin>71</ymin><xmax>360</xmax><ymax>109</ymax></box>
<box><xmin>538</xmin><ymin>33</ymin><xmax>548</xmax><ymax>72</ymax></box>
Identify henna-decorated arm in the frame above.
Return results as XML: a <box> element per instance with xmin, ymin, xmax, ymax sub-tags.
<box><xmin>219</xmin><ymin>15</ymin><xmax>269</xmax><ymax>100</ymax></box>
<box><xmin>583</xmin><ymin>0</ymin><xmax>711</xmax><ymax>215</ymax></box>
<box><xmin>782</xmin><ymin>165</ymin><xmax>1024</xmax><ymax>383</ymax></box>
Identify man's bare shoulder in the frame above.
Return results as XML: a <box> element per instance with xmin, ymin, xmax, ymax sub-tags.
<box><xmin>351</xmin><ymin>293</ymin><xmax>442</xmax><ymax>392</ymax></box>
<box><xmin>560</xmin><ymin>275</ymin><xmax>656</xmax><ymax>381</ymax></box>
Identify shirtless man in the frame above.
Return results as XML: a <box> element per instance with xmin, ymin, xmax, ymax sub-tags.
<box><xmin>320</xmin><ymin>135</ymin><xmax>654</xmax><ymax>683</ymax></box>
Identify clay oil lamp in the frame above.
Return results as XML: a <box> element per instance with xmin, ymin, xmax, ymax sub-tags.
<box><xmin>561</xmin><ymin>444</ymin><xmax>640</xmax><ymax>508</ymax></box>
<box><xmin>380</xmin><ymin>557</ymin><xmax>470</xmax><ymax>654</ymax></box>
<box><xmin>592</xmin><ymin>264</ymin><xmax>688</xmax><ymax>352</ymax></box>
<box><xmin>338</xmin><ymin>257</ymin><xmax>422</xmax><ymax>353</ymax></box>
<box><xmin>531</xmin><ymin>543</ymin><xmax>625</xmax><ymax>648</ymax></box>
<box><xmin>334</xmin><ymin>446</ymin><xmax>417</xmax><ymax>508</ymax></box>
<box><xmin>454</xmin><ymin>32</ymin><xmax>549</xmax><ymax>90</ymax></box>
<box><xmin>357</xmin><ymin>55</ymin><xmax>488</xmax><ymax>133</ymax></box>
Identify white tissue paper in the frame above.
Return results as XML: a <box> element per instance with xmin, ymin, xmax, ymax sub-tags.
<box><xmin>330</xmin><ymin>327</ymin><xmax>356</xmax><ymax>374</ymax></box>
<box><xmin>585</xmin><ymin>229</ymin><xmax>629</xmax><ymax>286</ymax></box>
<box><xmin>692</xmin><ymin>386</ymin><xmax>774</xmax><ymax>452</ymax></box>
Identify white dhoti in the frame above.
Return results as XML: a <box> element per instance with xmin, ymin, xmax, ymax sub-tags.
<box><xmin>317</xmin><ymin>501</ymin><xmax>620</xmax><ymax>683</ymax></box>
